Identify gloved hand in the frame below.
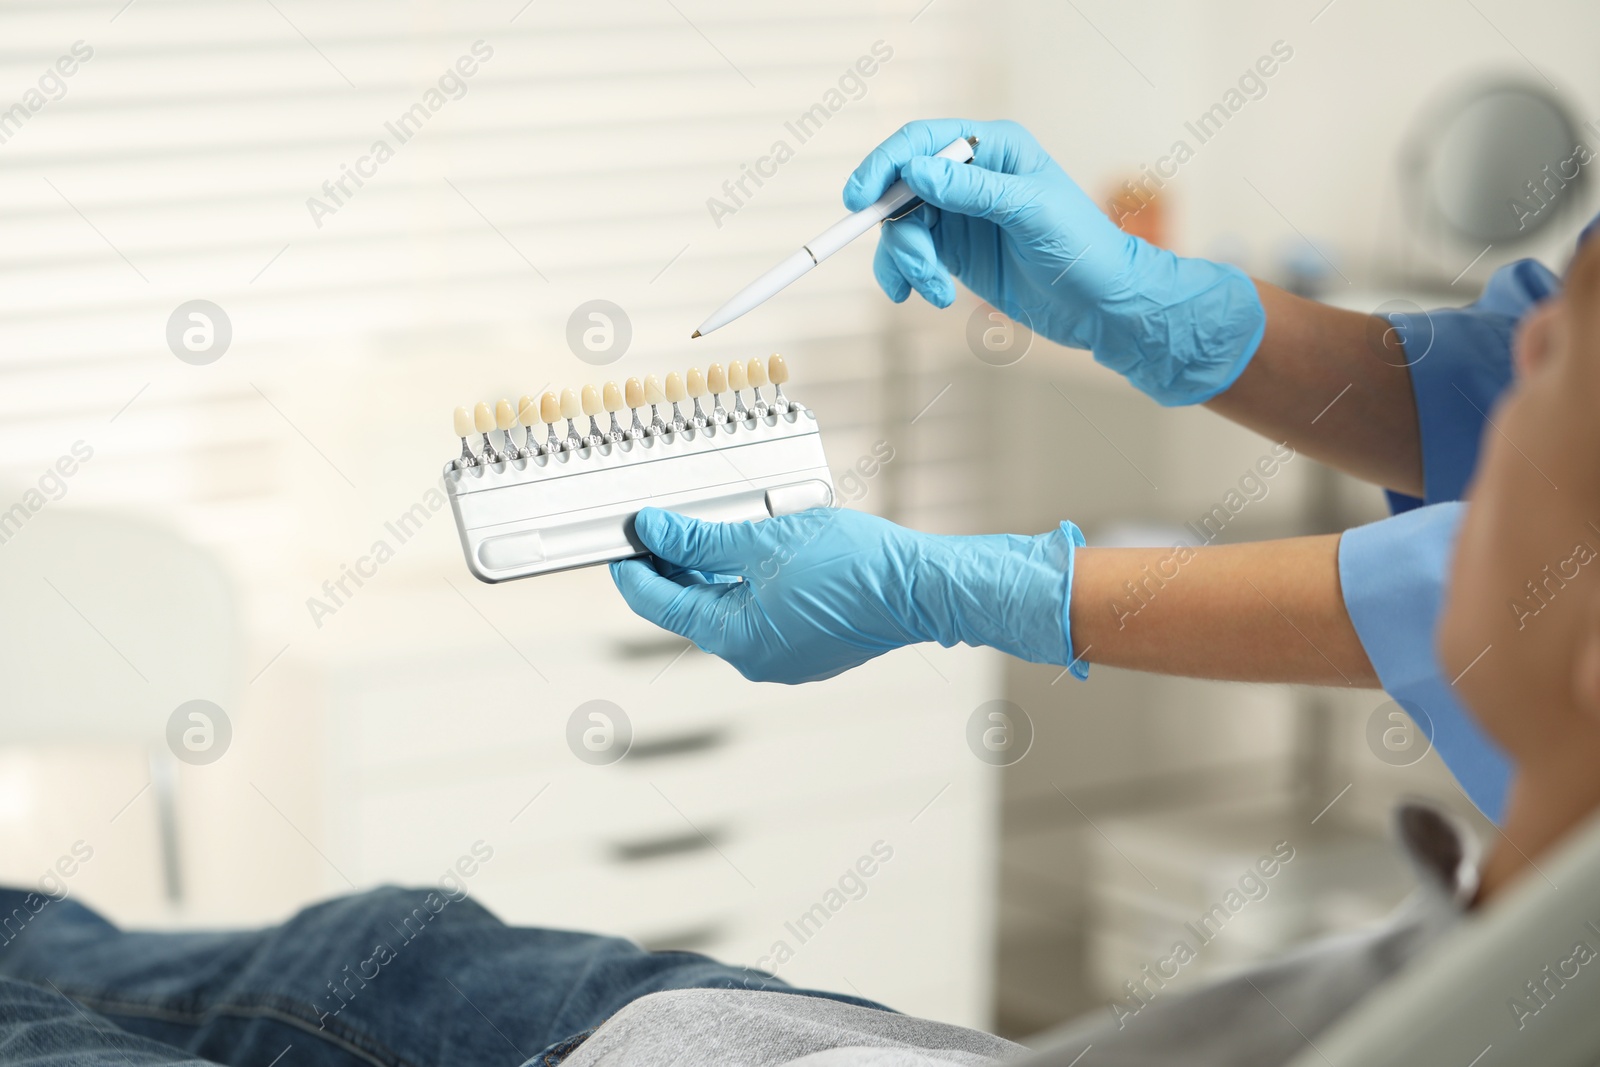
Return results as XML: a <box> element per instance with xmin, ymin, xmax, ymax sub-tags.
<box><xmin>610</xmin><ymin>506</ymin><xmax>1089</xmax><ymax>685</ymax></box>
<box><xmin>844</xmin><ymin>118</ymin><xmax>1266</xmax><ymax>406</ymax></box>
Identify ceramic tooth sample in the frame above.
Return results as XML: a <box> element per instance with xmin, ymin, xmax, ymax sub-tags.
<box><xmin>767</xmin><ymin>353</ymin><xmax>791</xmax><ymax>414</ymax></box>
<box><xmin>644</xmin><ymin>374</ymin><xmax>668</xmax><ymax>436</ymax></box>
<box><xmin>473</xmin><ymin>401</ymin><xmax>504</xmax><ymax>464</ymax></box>
<box><xmin>727</xmin><ymin>358</ymin><xmax>750</xmax><ymax>422</ymax></box>
<box><xmin>623</xmin><ymin>377</ymin><xmax>648</xmax><ymax>441</ymax></box>
<box><xmin>664</xmin><ymin>371</ymin><xmax>688</xmax><ymax>434</ymax></box>
<box><xmin>685</xmin><ymin>366</ymin><xmax>710</xmax><ymax>430</ymax></box>
<box><xmin>746</xmin><ymin>356</ymin><xmax>770</xmax><ymax>417</ymax></box>
<box><xmin>494</xmin><ymin>398</ymin><xmax>518</xmax><ymax>461</ymax></box>
<box><xmin>517</xmin><ymin>395</ymin><xmax>540</xmax><ymax>457</ymax></box>
<box><xmin>453</xmin><ymin>405</ymin><xmax>479</xmax><ymax>468</ymax></box>
<box><xmin>540</xmin><ymin>391</ymin><xmax>564</xmax><ymax>454</ymax></box>
<box><xmin>560</xmin><ymin>387</ymin><xmax>585</xmax><ymax>452</ymax></box>
<box><xmin>581</xmin><ymin>383</ymin><xmax>605</xmax><ymax>449</ymax></box>
<box><xmin>602</xmin><ymin>381</ymin><xmax>626</xmax><ymax>443</ymax></box>
<box><xmin>706</xmin><ymin>362</ymin><xmax>730</xmax><ymax>425</ymax></box>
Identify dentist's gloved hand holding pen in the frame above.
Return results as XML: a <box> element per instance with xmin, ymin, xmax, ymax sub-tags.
<box><xmin>611</xmin><ymin>507</ymin><xmax>1089</xmax><ymax>685</ymax></box>
<box><xmin>848</xmin><ymin>118</ymin><xmax>1266</xmax><ymax>405</ymax></box>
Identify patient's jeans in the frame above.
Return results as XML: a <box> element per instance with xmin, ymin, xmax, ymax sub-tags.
<box><xmin>0</xmin><ymin>886</ymin><xmax>884</xmax><ymax>1067</ymax></box>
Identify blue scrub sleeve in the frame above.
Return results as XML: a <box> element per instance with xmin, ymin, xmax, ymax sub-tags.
<box><xmin>1338</xmin><ymin>502</ymin><xmax>1510</xmax><ymax>821</ymax></box>
<box><xmin>1382</xmin><ymin>259</ymin><xmax>1560</xmax><ymax>513</ymax></box>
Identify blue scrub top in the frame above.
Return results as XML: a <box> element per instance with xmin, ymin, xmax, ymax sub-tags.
<box><xmin>1338</xmin><ymin>242</ymin><xmax>1570</xmax><ymax>822</ymax></box>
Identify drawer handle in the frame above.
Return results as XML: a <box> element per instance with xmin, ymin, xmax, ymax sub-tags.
<box><xmin>626</xmin><ymin>727</ymin><xmax>728</xmax><ymax>762</ymax></box>
<box><xmin>610</xmin><ymin>827</ymin><xmax>726</xmax><ymax>863</ymax></box>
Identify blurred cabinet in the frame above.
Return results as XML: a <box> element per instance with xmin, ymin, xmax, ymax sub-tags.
<box><xmin>293</xmin><ymin>576</ymin><xmax>1003</xmax><ymax>1030</ymax></box>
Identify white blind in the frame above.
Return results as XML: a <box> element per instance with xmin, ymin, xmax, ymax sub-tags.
<box><xmin>0</xmin><ymin>0</ymin><xmax>989</xmax><ymax>624</ymax></box>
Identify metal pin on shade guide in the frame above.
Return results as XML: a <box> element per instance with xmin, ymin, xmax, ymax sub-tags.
<box><xmin>644</xmin><ymin>374</ymin><xmax>668</xmax><ymax>436</ymax></box>
<box><xmin>560</xmin><ymin>388</ymin><xmax>585</xmax><ymax>452</ymax></box>
<box><xmin>517</xmin><ymin>395</ymin><xmax>541</xmax><ymax>458</ymax></box>
<box><xmin>746</xmin><ymin>357</ymin><xmax>770</xmax><ymax>417</ymax></box>
<box><xmin>727</xmin><ymin>358</ymin><xmax>751</xmax><ymax>422</ymax></box>
<box><xmin>453</xmin><ymin>405</ymin><xmax>478</xmax><ymax>468</ymax></box>
<box><xmin>664</xmin><ymin>372</ymin><xmax>689</xmax><ymax>433</ymax></box>
<box><xmin>540</xmin><ymin>391</ymin><xmax>564</xmax><ymax>454</ymax></box>
<box><xmin>707</xmin><ymin>362</ymin><xmax>730</xmax><ymax>425</ymax></box>
<box><xmin>475</xmin><ymin>402</ymin><xmax>503</xmax><ymax>464</ymax></box>
<box><xmin>685</xmin><ymin>367</ymin><xmax>710</xmax><ymax>430</ymax></box>
<box><xmin>623</xmin><ymin>377</ymin><xmax>648</xmax><ymax>441</ymax></box>
<box><xmin>602</xmin><ymin>381</ymin><xmax>626</xmax><ymax>443</ymax></box>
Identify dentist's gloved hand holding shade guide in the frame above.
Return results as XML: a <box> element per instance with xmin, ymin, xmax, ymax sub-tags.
<box><xmin>692</xmin><ymin>135</ymin><xmax>978</xmax><ymax>337</ymax></box>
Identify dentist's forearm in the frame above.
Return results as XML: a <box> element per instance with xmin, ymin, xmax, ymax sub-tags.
<box><xmin>1204</xmin><ymin>282</ymin><xmax>1424</xmax><ymax>498</ymax></box>
<box><xmin>1068</xmin><ymin>534</ymin><xmax>1378</xmax><ymax>686</ymax></box>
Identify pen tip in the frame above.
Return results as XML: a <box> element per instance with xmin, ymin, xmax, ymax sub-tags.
<box><xmin>691</xmin><ymin>330</ymin><xmax>702</xmax><ymax>339</ymax></box>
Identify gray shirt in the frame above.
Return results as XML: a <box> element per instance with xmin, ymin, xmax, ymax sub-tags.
<box><xmin>558</xmin><ymin>804</ymin><xmax>1478</xmax><ymax>1067</ymax></box>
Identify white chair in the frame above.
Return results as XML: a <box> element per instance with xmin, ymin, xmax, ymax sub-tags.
<box><xmin>0</xmin><ymin>504</ymin><xmax>241</xmax><ymax>911</ymax></box>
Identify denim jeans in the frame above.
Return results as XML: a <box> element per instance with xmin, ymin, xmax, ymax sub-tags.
<box><xmin>0</xmin><ymin>885</ymin><xmax>888</xmax><ymax>1067</ymax></box>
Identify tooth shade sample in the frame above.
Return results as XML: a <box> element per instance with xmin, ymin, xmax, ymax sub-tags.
<box><xmin>686</xmin><ymin>367</ymin><xmax>707</xmax><ymax>398</ymax></box>
<box><xmin>453</xmin><ymin>405</ymin><xmax>474</xmax><ymax>438</ymax></box>
<box><xmin>473</xmin><ymin>402</ymin><xmax>495</xmax><ymax>433</ymax></box>
<box><xmin>645</xmin><ymin>374</ymin><xmax>667</xmax><ymax>406</ymax></box>
<box><xmin>625</xmin><ymin>377</ymin><xmax>645</xmax><ymax>408</ymax></box>
<box><xmin>664</xmin><ymin>372</ymin><xmax>686</xmax><ymax>403</ymax></box>
<box><xmin>728</xmin><ymin>360</ymin><xmax>748</xmax><ymax>391</ymax></box>
<box><xmin>603</xmin><ymin>381</ymin><xmax>623</xmax><ymax>412</ymax></box>
<box><xmin>495</xmin><ymin>398</ymin><xmax>516</xmax><ymax>430</ymax></box>
<box><xmin>768</xmin><ymin>353</ymin><xmax>789</xmax><ymax>384</ymax></box>
<box><xmin>540</xmin><ymin>391</ymin><xmax>561</xmax><ymax>425</ymax></box>
<box><xmin>581</xmin><ymin>384</ymin><xmax>603</xmax><ymax>417</ymax></box>
<box><xmin>747</xmin><ymin>357</ymin><xmax>769</xmax><ymax>388</ymax></box>
<box><xmin>706</xmin><ymin>362</ymin><xmax>727</xmax><ymax>394</ymax></box>
<box><xmin>560</xmin><ymin>388</ymin><xmax>581</xmax><ymax>421</ymax></box>
<box><xmin>517</xmin><ymin>395</ymin><xmax>537</xmax><ymax>425</ymax></box>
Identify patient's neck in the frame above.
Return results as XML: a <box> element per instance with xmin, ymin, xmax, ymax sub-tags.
<box><xmin>1478</xmin><ymin>736</ymin><xmax>1600</xmax><ymax>905</ymax></box>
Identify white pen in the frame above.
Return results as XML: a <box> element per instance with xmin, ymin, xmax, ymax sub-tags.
<box><xmin>692</xmin><ymin>135</ymin><xmax>978</xmax><ymax>338</ymax></box>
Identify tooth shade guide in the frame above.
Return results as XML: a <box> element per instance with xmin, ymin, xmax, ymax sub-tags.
<box><xmin>473</xmin><ymin>402</ymin><xmax>495</xmax><ymax>433</ymax></box>
<box><xmin>444</xmin><ymin>408</ymin><xmax>834</xmax><ymax>582</ymax></box>
<box><xmin>747</xmin><ymin>357</ymin><xmax>768</xmax><ymax>388</ymax></box>
<box><xmin>453</xmin><ymin>405</ymin><xmax>474</xmax><ymax>438</ymax></box>
<box><xmin>727</xmin><ymin>361</ymin><xmax>748</xmax><ymax>391</ymax></box>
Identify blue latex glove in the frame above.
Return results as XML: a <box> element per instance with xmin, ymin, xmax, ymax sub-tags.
<box><xmin>610</xmin><ymin>506</ymin><xmax>1089</xmax><ymax>685</ymax></box>
<box><xmin>844</xmin><ymin>118</ymin><xmax>1267</xmax><ymax>406</ymax></box>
